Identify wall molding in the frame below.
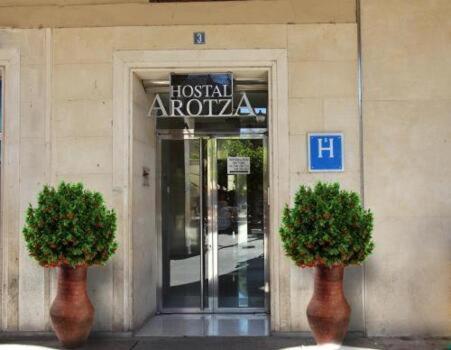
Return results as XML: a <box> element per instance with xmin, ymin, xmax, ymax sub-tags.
<box><xmin>0</xmin><ymin>48</ymin><xmax>21</xmax><ymax>331</ymax></box>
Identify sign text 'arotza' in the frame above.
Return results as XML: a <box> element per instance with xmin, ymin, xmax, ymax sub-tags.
<box><xmin>148</xmin><ymin>73</ymin><xmax>257</xmax><ymax>117</ymax></box>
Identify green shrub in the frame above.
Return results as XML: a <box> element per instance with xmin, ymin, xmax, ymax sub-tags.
<box><xmin>23</xmin><ymin>182</ymin><xmax>118</xmax><ymax>268</ymax></box>
<box><xmin>280</xmin><ymin>182</ymin><xmax>374</xmax><ymax>267</ymax></box>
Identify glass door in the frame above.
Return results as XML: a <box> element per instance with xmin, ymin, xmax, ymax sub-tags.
<box><xmin>212</xmin><ymin>137</ymin><xmax>267</xmax><ymax>312</ymax></box>
<box><xmin>160</xmin><ymin>137</ymin><xmax>209</xmax><ymax>311</ymax></box>
<box><xmin>159</xmin><ymin>135</ymin><xmax>267</xmax><ymax>313</ymax></box>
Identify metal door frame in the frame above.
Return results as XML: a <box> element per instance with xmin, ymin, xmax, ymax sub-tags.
<box><xmin>157</xmin><ymin>130</ymin><xmax>269</xmax><ymax>314</ymax></box>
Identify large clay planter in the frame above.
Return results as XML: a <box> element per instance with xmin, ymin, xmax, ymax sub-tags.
<box><xmin>50</xmin><ymin>265</ymin><xmax>94</xmax><ymax>348</ymax></box>
<box><xmin>306</xmin><ymin>264</ymin><xmax>350</xmax><ymax>345</ymax></box>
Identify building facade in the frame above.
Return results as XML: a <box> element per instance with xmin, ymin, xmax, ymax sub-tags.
<box><xmin>0</xmin><ymin>0</ymin><xmax>449</xmax><ymax>337</ymax></box>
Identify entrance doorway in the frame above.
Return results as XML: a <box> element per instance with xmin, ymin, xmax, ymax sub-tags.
<box><xmin>159</xmin><ymin>135</ymin><xmax>268</xmax><ymax>313</ymax></box>
<box><xmin>114</xmin><ymin>50</ymin><xmax>289</xmax><ymax>332</ymax></box>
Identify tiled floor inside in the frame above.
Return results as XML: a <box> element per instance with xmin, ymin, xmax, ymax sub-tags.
<box><xmin>135</xmin><ymin>314</ymin><xmax>269</xmax><ymax>337</ymax></box>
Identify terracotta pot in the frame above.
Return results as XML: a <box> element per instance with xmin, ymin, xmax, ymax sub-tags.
<box><xmin>50</xmin><ymin>265</ymin><xmax>94</xmax><ymax>349</ymax></box>
<box><xmin>306</xmin><ymin>264</ymin><xmax>350</xmax><ymax>345</ymax></box>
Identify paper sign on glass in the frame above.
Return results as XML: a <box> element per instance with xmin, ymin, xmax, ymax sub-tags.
<box><xmin>227</xmin><ymin>157</ymin><xmax>251</xmax><ymax>175</ymax></box>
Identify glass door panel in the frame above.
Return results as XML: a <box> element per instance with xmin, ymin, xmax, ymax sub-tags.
<box><xmin>215</xmin><ymin>139</ymin><xmax>266</xmax><ymax>310</ymax></box>
<box><xmin>161</xmin><ymin>138</ymin><xmax>207</xmax><ymax>309</ymax></box>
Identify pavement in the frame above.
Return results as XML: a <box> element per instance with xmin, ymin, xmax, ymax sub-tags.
<box><xmin>0</xmin><ymin>336</ymin><xmax>449</xmax><ymax>350</ymax></box>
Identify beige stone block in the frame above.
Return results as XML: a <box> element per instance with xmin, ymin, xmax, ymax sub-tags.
<box><xmin>54</xmin><ymin>27</ymin><xmax>114</xmax><ymax>64</ymax></box>
<box><xmin>55</xmin><ymin>173</ymin><xmax>113</xmax><ymax>206</ymax></box>
<box><xmin>54</xmin><ymin>99</ymin><xmax>113</xmax><ymax>138</ymax></box>
<box><xmin>364</xmin><ymin>100</ymin><xmax>451</xmax><ymax>217</ymax></box>
<box><xmin>288</xmin><ymin>24</ymin><xmax>357</xmax><ymax>61</ymax></box>
<box><xmin>345</xmin><ymin>132</ymin><xmax>360</xmax><ymax>173</ymax></box>
<box><xmin>112</xmin><ymin>25</ymin><xmax>287</xmax><ymax>51</ymax></box>
<box><xmin>323</xmin><ymin>99</ymin><xmax>361</xmax><ymax>172</ymax></box>
<box><xmin>323</xmin><ymin>98</ymin><xmax>358</xmax><ymax>129</ymax></box>
<box><xmin>0</xmin><ymin>29</ymin><xmax>46</xmax><ymax>65</ymax></box>
<box><xmin>19</xmin><ymin>238</ymin><xmax>46</xmax><ymax>331</ymax></box>
<box><xmin>289</xmin><ymin>265</ymin><xmax>313</xmax><ymax>331</ymax></box>
<box><xmin>365</xmin><ymin>166</ymin><xmax>451</xmax><ymax>219</ymax></box>
<box><xmin>20</xmin><ymin>137</ymin><xmax>47</xmax><ymax>176</ymax></box>
<box><xmin>21</xmin><ymin>99</ymin><xmax>46</xmax><ymax>138</ymax></box>
<box><xmin>54</xmin><ymin>63</ymin><xmax>112</xmax><ymax>101</ymax></box>
<box><xmin>289</xmin><ymin>61</ymin><xmax>357</xmax><ymax>98</ymax></box>
<box><xmin>362</xmin><ymin>0</ymin><xmax>451</xmax><ymax>100</ymax></box>
<box><xmin>361</xmin><ymin>0</ymin><xmax>451</xmax><ymax>62</ymax></box>
<box><xmin>290</xmin><ymin>171</ymin><xmax>361</xmax><ymax>200</ymax></box>
<box><xmin>289</xmin><ymin>133</ymin><xmax>308</xmax><ymax>174</ymax></box>
<box><xmin>0</xmin><ymin>0</ymin><xmax>355</xmax><ymax>28</ymax></box>
<box><xmin>289</xmin><ymin>0</ymin><xmax>356</xmax><ymax>24</ymax></box>
<box><xmin>20</xmin><ymin>64</ymin><xmax>46</xmax><ymax>103</ymax></box>
<box><xmin>194</xmin><ymin>25</ymin><xmax>287</xmax><ymax>50</ymax></box>
<box><xmin>55</xmin><ymin>136</ymin><xmax>112</xmax><ymax>175</ymax></box>
<box><xmin>277</xmin><ymin>253</ymin><xmax>293</xmax><ymax>331</ymax></box>
<box><xmin>365</xmin><ymin>216</ymin><xmax>450</xmax><ymax>336</ymax></box>
<box><xmin>288</xmin><ymin>98</ymin><xmax>323</xmax><ymax>135</ymax></box>
<box><xmin>0</xmin><ymin>0</ymin><xmax>147</xmax><ymax>4</ymax></box>
<box><xmin>320</xmin><ymin>97</ymin><xmax>361</xmax><ymax>172</ymax></box>
<box><xmin>364</xmin><ymin>55</ymin><xmax>451</xmax><ymax>100</ymax></box>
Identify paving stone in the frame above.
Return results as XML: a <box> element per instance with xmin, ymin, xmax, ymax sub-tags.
<box><xmin>0</xmin><ymin>337</ymin><xmax>448</xmax><ymax>350</ymax></box>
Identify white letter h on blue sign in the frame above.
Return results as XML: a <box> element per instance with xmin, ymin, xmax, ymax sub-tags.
<box><xmin>318</xmin><ymin>138</ymin><xmax>334</xmax><ymax>158</ymax></box>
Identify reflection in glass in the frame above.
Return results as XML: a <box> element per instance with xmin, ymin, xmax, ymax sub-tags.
<box><xmin>216</xmin><ymin>139</ymin><xmax>265</xmax><ymax>308</ymax></box>
<box><xmin>161</xmin><ymin>139</ymin><xmax>205</xmax><ymax>309</ymax></box>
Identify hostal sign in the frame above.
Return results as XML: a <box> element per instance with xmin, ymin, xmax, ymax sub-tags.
<box><xmin>148</xmin><ymin>73</ymin><xmax>257</xmax><ymax>117</ymax></box>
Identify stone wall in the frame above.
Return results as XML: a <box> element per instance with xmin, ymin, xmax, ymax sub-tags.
<box><xmin>0</xmin><ymin>0</ymin><xmax>448</xmax><ymax>337</ymax></box>
<box><xmin>0</xmin><ymin>22</ymin><xmax>362</xmax><ymax>333</ymax></box>
<box><xmin>361</xmin><ymin>0</ymin><xmax>451</xmax><ymax>337</ymax></box>
<box><xmin>285</xmin><ymin>23</ymin><xmax>363</xmax><ymax>332</ymax></box>
<box><xmin>0</xmin><ymin>28</ymin><xmax>49</xmax><ymax>331</ymax></box>
<box><xmin>0</xmin><ymin>0</ymin><xmax>355</xmax><ymax>28</ymax></box>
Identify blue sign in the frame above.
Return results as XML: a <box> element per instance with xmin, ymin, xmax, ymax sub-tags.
<box><xmin>308</xmin><ymin>133</ymin><xmax>344</xmax><ymax>172</ymax></box>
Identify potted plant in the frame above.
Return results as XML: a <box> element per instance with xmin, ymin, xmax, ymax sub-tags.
<box><xmin>23</xmin><ymin>182</ymin><xmax>118</xmax><ymax>348</ymax></box>
<box><xmin>280</xmin><ymin>182</ymin><xmax>374</xmax><ymax>345</ymax></box>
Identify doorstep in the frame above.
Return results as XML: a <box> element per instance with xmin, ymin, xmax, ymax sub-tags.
<box><xmin>135</xmin><ymin>314</ymin><xmax>270</xmax><ymax>337</ymax></box>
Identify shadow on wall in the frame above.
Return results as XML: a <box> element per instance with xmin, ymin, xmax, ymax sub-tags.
<box><xmin>87</xmin><ymin>264</ymin><xmax>112</xmax><ymax>331</ymax></box>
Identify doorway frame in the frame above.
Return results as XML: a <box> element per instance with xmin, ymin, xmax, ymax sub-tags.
<box><xmin>113</xmin><ymin>49</ymin><xmax>289</xmax><ymax>330</ymax></box>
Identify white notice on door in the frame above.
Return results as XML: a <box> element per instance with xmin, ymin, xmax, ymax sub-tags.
<box><xmin>227</xmin><ymin>157</ymin><xmax>251</xmax><ymax>175</ymax></box>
